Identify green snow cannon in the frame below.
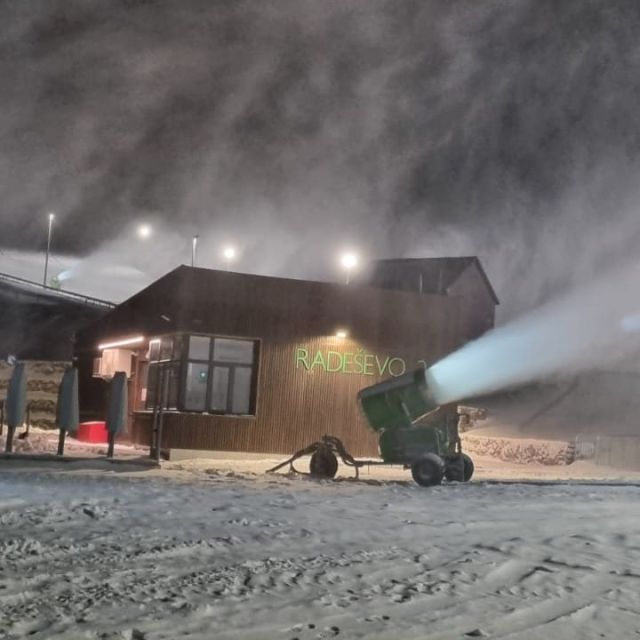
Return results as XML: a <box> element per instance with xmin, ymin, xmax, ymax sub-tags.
<box><xmin>357</xmin><ymin>366</ymin><xmax>474</xmax><ymax>486</ymax></box>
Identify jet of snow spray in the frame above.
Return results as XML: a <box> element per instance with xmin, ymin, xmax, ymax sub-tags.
<box><xmin>426</xmin><ymin>261</ymin><xmax>640</xmax><ymax>404</ymax></box>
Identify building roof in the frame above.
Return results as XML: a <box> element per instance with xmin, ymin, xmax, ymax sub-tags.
<box><xmin>0</xmin><ymin>272</ymin><xmax>115</xmax><ymax>309</ymax></box>
<box><xmin>76</xmin><ymin>264</ymin><xmax>464</xmax><ymax>351</ymax></box>
<box><xmin>367</xmin><ymin>257</ymin><xmax>499</xmax><ymax>305</ymax></box>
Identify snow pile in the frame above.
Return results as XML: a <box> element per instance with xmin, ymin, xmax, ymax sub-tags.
<box><xmin>0</xmin><ymin>426</ymin><xmax>149</xmax><ymax>459</ymax></box>
<box><xmin>0</xmin><ymin>430</ymin><xmax>54</xmax><ymax>454</ymax></box>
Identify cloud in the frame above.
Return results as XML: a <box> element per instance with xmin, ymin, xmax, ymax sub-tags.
<box><xmin>2</xmin><ymin>1</ymin><xmax>640</xmax><ymax>316</ymax></box>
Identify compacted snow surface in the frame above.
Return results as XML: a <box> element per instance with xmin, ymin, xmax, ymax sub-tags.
<box><xmin>1</xmin><ymin>466</ymin><xmax>639</xmax><ymax>639</ymax></box>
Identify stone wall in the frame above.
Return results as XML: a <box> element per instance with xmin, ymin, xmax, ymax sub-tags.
<box><xmin>0</xmin><ymin>361</ymin><xmax>68</xmax><ymax>429</ymax></box>
<box><xmin>462</xmin><ymin>433</ymin><xmax>573</xmax><ymax>465</ymax></box>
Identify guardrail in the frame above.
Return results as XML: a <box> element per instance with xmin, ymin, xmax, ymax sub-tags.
<box><xmin>0</xmin><ymin>271</ymin><xmax>115</xmax><ymax>309</ymax></box>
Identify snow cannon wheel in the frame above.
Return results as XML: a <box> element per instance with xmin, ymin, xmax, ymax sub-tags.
<box><xmin>309</xmin><ymin>449</ymin><xmax>339</xmax><ymax>479</ymax></box>
<box><xmin>411</xmin><ymin>454</ymin><xmax>445</xmax><ymax>487</ymax></box>
<box><xmin>461</xmin><ymin>454</ymin><xmax>474</xmax><ymax>482</ymax></box>
<box><xmin>445</xmin><ymin>454</ymin><xmax>475</xmax><ymax>482</ymax></box>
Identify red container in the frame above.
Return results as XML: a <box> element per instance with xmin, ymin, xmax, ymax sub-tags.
<box><xmin>76</xmin><ymin>421</ymin><xmax>109</xmax><ymax>444</ymax></box>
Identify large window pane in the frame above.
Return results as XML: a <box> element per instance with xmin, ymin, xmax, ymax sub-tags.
<box><xmin>210</xmin><ymin>367</ymin><xmax>229</xmax><ymax>412</ymax></box>
<box><xmin>185</xmin><ymin>363</ymin><xmax>208</xmax><ymax>411</ymax></box>
<box><xmin>146</xmin><ymin>363</ymin><xmax>159</xmax><ymax>408</ymax></box>
<box><xmin>167</xmin><ymin>364</ymin><xmax>181</xmax><ymax>409</ymax></box>
<box><xmin>188</xmin><ymin>335</ymin><xmax>210</xmax><ymax>360</ymax></box>
<box><xmin>173</xmin><ymin>334</ymin><xmax>185</xmax><ymax>360</ymax></box>
<box><xmin>214</xmin><ymin>338</ymin><xmax>254</xmax><ymax>364</ymax></box>
<box><xmin>148</xmin><ymin>339</ymin><xmax>160</xmax><ymax>362</ymax></box>
<box><xmin>159</xmin><ymin>336</ymin><xmax>173</xmax><ymax>361</ymax></box>
<box><xmin>231</xmin><ymin>366</ymin><xmax>252</xmax><ymax>414</ymax></box>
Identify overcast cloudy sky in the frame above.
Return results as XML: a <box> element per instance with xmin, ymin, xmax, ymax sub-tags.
<box><xmin>1</xmin><ymin>0</ymin><xmax>640</xmax><ymax>315</ymax></box>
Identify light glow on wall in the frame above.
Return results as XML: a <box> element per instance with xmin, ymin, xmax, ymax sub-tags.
<box><xmin>98</xmin><ymin>335</ymin><xmax>145</xmax><ymax>350</ymax></box>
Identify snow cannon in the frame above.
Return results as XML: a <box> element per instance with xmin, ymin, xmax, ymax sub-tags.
<box><xmin>357</xmin><ymin>366</ymin><xmax>474</xmax><ymax>486</ymax></box>
<box><xmin>268</xmin><ymin>365</ymin><xmax>475</xmax><ymax>487</ymax></box>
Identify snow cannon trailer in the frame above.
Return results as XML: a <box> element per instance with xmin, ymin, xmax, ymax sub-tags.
<box><xmin>358</xmin><ymin>366</ymin><xmax>473</xmax><ymax>486</ymax></box>
<box><xmin>267</xmin><ymin>366</ymin><xmax>474</xmax><ymax>487</ymax></box>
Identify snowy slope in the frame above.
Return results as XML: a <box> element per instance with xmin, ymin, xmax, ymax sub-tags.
<box><xmin>473</xmin><ymin>370</ymin><xmax>640</xmax><ymax>439</ymax></box>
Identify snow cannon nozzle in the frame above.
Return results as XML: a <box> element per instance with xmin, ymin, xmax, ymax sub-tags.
<box><xmin>357</xmin><ymin>365</ymin><xmax>442</xmax><ymax>433</ymax></box>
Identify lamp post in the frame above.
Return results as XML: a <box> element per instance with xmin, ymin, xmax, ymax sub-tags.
<box><xmin>43</xmin><ymin>212</ymin><xmax>55</xmax><ymax>286</ymax></box>
<box><xmin>340</xmin><ymin>252</ymin><xmax>358</xmax><ymax>285</ymax></box>
<box><xmin>192</xmin><ymin>235</ymin><xmax>199</xmax><ymax>267</ymax></box>
<box><xmin>223</xmin><ymin>245</ymin><xmax>236</xmax><ymax>270</ymax></box>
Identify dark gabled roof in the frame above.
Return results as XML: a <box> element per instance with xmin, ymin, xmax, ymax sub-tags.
<box><xmin>0</xmin><ymin>272</ymin><xmax>115</xmax><ymax>309</ymax></box>
<box><xmin>76</xmin><ymin>263</ymin><xmax>470</xmax><ymax>350</ymax></box>
<box><xmin>367</xmin><ymin>256</ymin><xmax>499</xmax><ymax>304</ymax></box>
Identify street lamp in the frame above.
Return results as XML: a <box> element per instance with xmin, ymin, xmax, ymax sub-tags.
<box><xmin>340</xmin><ymin>252</ymin><xmax>358</xmax><ymax>285</ymax></box>
<box><xmin>192</xmin><ymin>235</ymin><xmax>199</xmax><ymax>267</ymax></box>
<box><xmin>43</xmin><ymin>212</ymin><xmax>55</xmax><ymax>286</ymax></box>
<box><xmin>137</xmin><ymin>224</ymin><xmax>152</xmax><ymax>239</ymax></box>
<box><xmin>223</xmin><ymin>245</ymin><xmax>236</xmax><ymax>270</ymax></box>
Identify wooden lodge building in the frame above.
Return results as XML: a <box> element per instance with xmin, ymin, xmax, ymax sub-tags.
<box><xmin>75</xmin><ymin>258</ymin><xmax>498</xmax><ymax>458</ymax></box>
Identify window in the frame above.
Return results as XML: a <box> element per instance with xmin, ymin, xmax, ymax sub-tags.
<box><xmin>184</xmin><ymin>362</ymin><xmax>208</xmax><ymax>411</ymax></box>
<box><xmin>188</xmin><ymin>335</ymin><xmax>210</xmax><ymax>360</ymax></box>
<box><xmin>213</xmin><ymin>338</ymin><xmax>254</xmax><ymax>364</ymax></box>
<box><xmin>210</xmin><ymin>367</ymin><xmax>229</xmax><ymax>412</ymax></box>
<box><xmin>146</xmin><ymin>333</ymin><xmax>258</xmax><ymax>415</ymax></box>
<box><xmin>230</xmin><ymin>365</ymin><xmax>252</xmax><ymax>414</ymax></box>
<box><xmin>209</xmin><ymin>338</ymin><xmax>255</xmax><ymax>414</ymax></box>
<box><xmin>145</xmin><ymin>336</ymin><xmax>181</xmax><ymax>411</ymax></box>
<box><xmin>148</xmin><ymin>339</ymin><xmax>160</xmax><ymax>362</ymax></box>
<box><xmin>146</xmin><ymin>363</ymin><xmax>159</xmax><ymax>407</ymax></box>
<box><xmin>166</xmin><ymin>363</ymin><xmax>180</xmax><ymax>410</ymax></box>
<box><xmin>159</xmin><ymin>336</ymin><xmax>173</xmax><ymax>361</ymax></box>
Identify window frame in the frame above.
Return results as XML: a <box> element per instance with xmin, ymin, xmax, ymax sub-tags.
<box><xmin>145</xmin><ymin>332</ymin><xmax>260</xmax><ymax>416</ymax></box>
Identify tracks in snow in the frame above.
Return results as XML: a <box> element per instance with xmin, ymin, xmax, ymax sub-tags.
<box><xmin>0</xmin><ymin>472</ymin><xmax>639</xmax><ymax>639</ymax></box>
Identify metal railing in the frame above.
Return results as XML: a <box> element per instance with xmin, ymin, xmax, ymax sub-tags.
<box><xmin>0</xmin><ymin>271</ymin><xmax>115</xmax><ymax>309</ymax></box>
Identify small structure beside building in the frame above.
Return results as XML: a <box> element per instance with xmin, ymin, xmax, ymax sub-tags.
<box><xmin>362</xmin><ymin>257</ymin><xmax>498</xmax><ymax>341</ymax></box>
<box><xmin>0</xmin><ymin>272</ymin><xmax>113</xmax><ymax>428</ymax></box>
<box><xmin>76</xmin><ymin>259</ymin><xmax>498</xmax><ymax>458</ymax></box>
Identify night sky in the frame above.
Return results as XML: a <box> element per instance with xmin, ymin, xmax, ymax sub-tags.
<box><xmin>2</xmin><ymin>0</ymin><xmax>640</xmax><ymax>316</ymax></box>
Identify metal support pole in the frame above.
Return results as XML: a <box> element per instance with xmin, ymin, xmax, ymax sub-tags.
<box><xmin>155</xmin><ymin>368</ymin><xmax>169</xmax><ymax>462</ymax></box>
<box><xmin>57</xmin><ymin>429</ymin><xmax>66</xmax><ymax>456</ymax></box>
<box><xmin>5</xmin><ymin>426</ymin><xmax>15</xmax><ymax>453</ymax></box>
<box><xmin>44</xmin><ymin>213</ymin><xmax>54</xmax><ymax>286</ymax></box>
<box><xmin>107</xmin><ymin>431</ymin><xmax>115</xmax><ymax>458</ymax></box>
<box><xmin>191</xmin><ymin>235</ymin><xmax>198</xmax><ymax>267</ymax></box>
<box><xmin>151</xmin><ymin>367</ymin><xmax>164</xmax><ymax>461</ymax></box>
<box><xmin>150</xmin><ymin>382</ymin><xmax>160</xmax><ymax>460</ymax></box>
<box><xmin>24</xmin><ymin>402</ymin><xmax>31</xmax><ymax>437</ymax></box>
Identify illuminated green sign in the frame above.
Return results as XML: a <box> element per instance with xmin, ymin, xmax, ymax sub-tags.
<box><xmin>295</xmin><ymin>347</ymin><xmax>420</xmax><ymax>377</ymax></box>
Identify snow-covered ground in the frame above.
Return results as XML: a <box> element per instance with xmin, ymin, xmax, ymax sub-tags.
<box><xmin>1</xmin><ymin>460</ymin><xmax>639</xmax><ymax>640</ymax></box>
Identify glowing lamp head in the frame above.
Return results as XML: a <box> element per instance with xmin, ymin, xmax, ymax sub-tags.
<box><xmin>341</xmin><ymin>253</ymin><xmax>358</xmax><ymax>270</ymax></box>
<box><xmin>48</xmin><ymin>212</ymin><xmax>55</xmax><ymax>223</ymax></box>
<box><xmin>223</xmin><ymin>246</ymin><xmax>236</xmax><ymax>260</ymax></box>
<box><xmin>137</xmin><ymin>224</ymin><xmax>152</xmax><ymax>239</ymax></box>
<box><xmin>335</xmin><ymin>329</ymin><xmax>348</xmax><ymax>339</ymax></box>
